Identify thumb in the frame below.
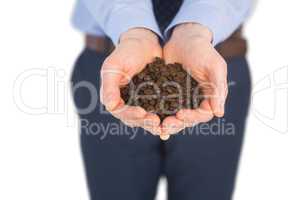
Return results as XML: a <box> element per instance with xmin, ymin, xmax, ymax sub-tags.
<box><xmin>208</xmin><ymin>58</ymin><xmax>227</xmax><ymax>117</ymax></box>
<box><xmin>100</xmin><ymin>68</ymin><xmax>122</xmax><ymax>111</ymax></box>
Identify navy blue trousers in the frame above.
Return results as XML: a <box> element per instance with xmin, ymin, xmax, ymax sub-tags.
<box><xmin>71</xmin><ymin>48</ymin><xmax>251</xmax><ymax>200</ymax></box>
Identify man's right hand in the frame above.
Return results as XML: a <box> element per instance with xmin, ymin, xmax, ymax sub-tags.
<box><xmin>100</xmin><ymin>28</ymin><xmax>163</xmax><ymax>135</ymax></box>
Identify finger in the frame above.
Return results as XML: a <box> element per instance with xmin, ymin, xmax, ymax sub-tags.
<box><xmin>141</xmin><ymin>113</ymin><xmax>161</xmax><ymax>135</ymax></box>
<box><xmin>161</xmin><ymin>116</ymin><xmax>185</xmax><ymax>135</ymax></box>
<box><xmin>143</xmin><ymin>120</ymin><xmax>162</xmax><ymax>135</ymax></box>
<box><xmin>100</xmin><ymin>67</ymin><xmax>123</xmax><ymax>111</ymax></box>
<box><xmin>111</xmin><ymin>101</ymin><xmax>147</xmax><ymax>120</ymax></box>
<box><xmin>120</xmin><ymin>112</ymin><xmax>160</xmax><ymax>128</ymax></box>
<box><xmin>176</xmin><ymin>99</ymin><xmax>214</xmax><ymax>124</ymax></box>
<box><xmin>122</xmin><ymin>113</ymin><xmax>162</xmax><ymax>135</ymax></box>
<box><xmin>160</xmin><ymin>135</ymin><xmax>170</xmax><ymax>141</ymax></box>
<box><xmin>208</xmin><ymin>58</ymin><xmax>227</xmax><ymax>117</ymax></box>
<box><xmin>145</xmin><ymin>125</ymin><xmax>162</xmax><ymax>136</ymax></box>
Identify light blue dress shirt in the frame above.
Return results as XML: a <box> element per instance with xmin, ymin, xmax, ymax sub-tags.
<box><xmin>72</xmin><ymin>0</ymin><xmax>252</xmax><ymax>46</ymax></box>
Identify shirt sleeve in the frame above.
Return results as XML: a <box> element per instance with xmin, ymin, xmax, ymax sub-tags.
<box><xmin>165</xmin><ymin>0</ymin><xmax>252</xmax><ymax>46</ymax></box>
<box><xmin>80</xmin><ymin>0</ymin><xmax>162</xmax><ymax>44</ymax></box>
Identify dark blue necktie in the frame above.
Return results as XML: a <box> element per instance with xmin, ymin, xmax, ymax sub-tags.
<box><xmin>152</xmin><ymin>0</ymin><xmax>183</xmax><ymax>32</ymax></box>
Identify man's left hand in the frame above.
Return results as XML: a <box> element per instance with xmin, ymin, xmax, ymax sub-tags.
<box><xmin>161</xmin><ymin>23</ymin><xmax>228</xmax><ymax>136</ymax></box>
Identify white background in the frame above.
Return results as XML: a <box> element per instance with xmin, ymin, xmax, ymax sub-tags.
<box><xmin>0</xmin><ymin>0</ymin><xmax>299</xmax><ymax>199</ymax></box>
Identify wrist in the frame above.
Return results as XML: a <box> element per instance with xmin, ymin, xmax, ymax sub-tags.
<box><xmin>120</xmin><ymin>27</ymin><xmax>159</xmax><ymax>44</ymax></box>
<box><xmin>172</xmin><ymin>23</ymin><xmax>213</xmax><ymax>43</ymax></box>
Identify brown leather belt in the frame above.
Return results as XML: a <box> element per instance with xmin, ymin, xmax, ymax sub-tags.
<box><xmin>85</xmin><ymin>28</ymin><xmax>247</xmax><ymax>59</ymax></box>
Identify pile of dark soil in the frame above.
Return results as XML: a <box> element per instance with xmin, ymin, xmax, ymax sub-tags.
<box><xmin>120</xmin><ymin>57</ymin><xmax>204</xmax><ymax>121</ymax></box>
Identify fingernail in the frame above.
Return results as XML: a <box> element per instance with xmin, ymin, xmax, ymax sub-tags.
<box><xmin>106</xmin><ymin>103</ymin><xmax>116</xmax><ymax>111</ymax></box>
<box><xmin>217</xmin><ymin>96</ymin><xmax>225</xmax><ymax>115</ymax></box>
<box><xmin>218</xmin><ymin>104</ymin><xmax>224</xmax><ymax>117</ymax></box>
<box><xmin>160</xmin><ymin>135</ymin><xmax>170</xmax><ymax>141</ymax></box>
<box><xmin>105</xmin><ymin>95</ymin><xmax>118</xmax><ymax>111</ymax></box>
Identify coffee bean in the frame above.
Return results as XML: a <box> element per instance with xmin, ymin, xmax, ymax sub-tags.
<box><xmin>149</xmin><ymin>100</ymin><xmax>156</xmax><ymax>106</ymax></box>
<box><xmin>144</xmin><ymin>75</ymin><xmax>151</xmax><ymax>81</ymax></box>
<box><xmin>144</xmin><ymin>89</ymin><xmax>153</xmax><ymax>95</ymax></box>
<box><xmin>120</xmin><ymin>57</ymin><xmax>204</xmax><ymax>121</ymax></box>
